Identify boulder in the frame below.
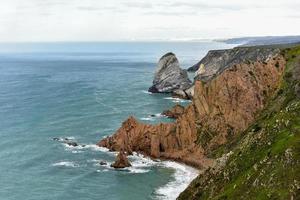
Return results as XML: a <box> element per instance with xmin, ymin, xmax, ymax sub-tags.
<box><xmin>162</xmin><ymin>104</ymin><xmax>185</xmax><ymax>119</ymax></box>
<box><xmin>148</xmin><ymin>52</ymin><xmax>191</xmax><ymax>93</ymax></box>
<box><xmin>111</xmin><ymin>151</ymin><xmax>131</xmax><ymax>168</ymax></box>
<box><xmin>172</xmin><ymin>89</ymin><xmax>188</xmax><ymax>99</ymax></box>
<box><xmin>65</xmin><ymin>141</ymin><xmax>78</xmax><ymax>147</ymax></box>
<box><xmin>185</xmin><ymin>85</ymin><xmax>195</xmax><ymax>99</ymax></box>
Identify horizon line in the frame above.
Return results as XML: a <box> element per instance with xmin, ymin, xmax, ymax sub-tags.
<box><xmin>0</xmin><ymin>35</ymin><xmax>299</xmax><ymax>44</ymax></box>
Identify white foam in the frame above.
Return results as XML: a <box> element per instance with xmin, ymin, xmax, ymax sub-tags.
<box><xmin>65</xmin><ymin>136</ymin><xmax>76</xmax><ymax>140</ymax></box>
<box><xmin>164</xmin><ymin>97</ymin><xmax>191</xmax><ymax>103</ymax></box>
<box><xmin>54</xmin><ymin>136</ymin><xmax>76</xmax><ymax>142</ymax></box>
<box><xmin>154</xmin><ymin>161</ymin><xmax>199</xmax><ymax>200</ymax></box>
<box><xmin>154</xmin><ymin>113</ymin><xmax>164</xmax><ymax>118</ymax></box>
<box><xmin>89</xmin><ymin>153</ymin><xmax>157</xmax><ymax>174</ymax></box>
<box><xmin>142</xmin><ymin>90</ymin><xmax>153</xmax><ymax>94</ymax></box>
<box><xmin>128</xmin><ymin>168</ymin><xmax>150</xmax><ymax>173</ymax></box>
<box><xmin>71</xmin><ymin>150</ymin><xmax>83</xmax><ymax>154</ymax></box>
<box><xmin>63</xmin><ymin>143</ymin><xmax>111</xmax><ymax>153</ymax></box>
<box><xmin>52</xmin><ymin>161</ymin><xmax>78</xmax><ymax>168</ymax></box>
<box><xmin>140</xmin><ymin>113</ymin><xmax>165</xmax><ymax>121</ymax></box>
<box><xmin>140</xmin><ymin>117</ymin><xmax>155</xmax><ymax>121</ymax></box>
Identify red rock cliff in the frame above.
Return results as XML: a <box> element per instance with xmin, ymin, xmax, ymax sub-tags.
<box><xmin>97</xmin><ymin>49</ymin><xmax>286</xmax><ymax>169</ymax></box>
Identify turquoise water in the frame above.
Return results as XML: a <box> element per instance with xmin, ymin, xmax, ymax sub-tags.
<box><xmin>0</xmin><ymin>42</ymin><xmax>235</xmax><ymax>200</ymax></box>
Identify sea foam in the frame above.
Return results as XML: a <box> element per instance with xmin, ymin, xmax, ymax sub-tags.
<box><xmin>154</xmin><ymin>161</ymin><xmax>199</xmax><ymax>200</ymax></box>
<box><xmin>52</xmin><ymin>161</ymin><xmax>78</xmax><ymax>168</ymax></box>
<box><xmin>164</xmin><ymin>97</ymin><xmax>192</xmax><ymax>103</ymax></box>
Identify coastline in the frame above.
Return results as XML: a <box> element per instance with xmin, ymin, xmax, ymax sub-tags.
<box><xmin>96</xmin><ymin>43</ymin><xmax>298</xmax><ymax>199</ymax></box>
<box><xmin>94</xmin><ymin>145</ymin><xmax>200</xmax><ymax>200</ymax></box>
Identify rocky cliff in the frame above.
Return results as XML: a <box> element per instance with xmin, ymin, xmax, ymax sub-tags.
<box><xmin>97</xmin><ymin>44</ymin><xmax>300</xmax><ymax>199</ymax></box>
<box><xmin>178</xmin><ymin>45</ymin><xmax>300</xmax><ymax>200</ymax></box>
<box><xmin>98</xmin><ymin>45</ymin><xmax>286</xmax><ymax>170</ymax></box>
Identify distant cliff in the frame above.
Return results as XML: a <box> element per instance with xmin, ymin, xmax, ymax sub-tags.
<box><xmin>97</xmin><ymin>44</ymin><xmax>300</xmax><ymax>199</ymax></box>
<box><xmin>187</xmin><ymin>46</ymin><xmax>281</xmax><ymax>77</ymax></box>
<box><xmin>217</xmin><ymin>35</ymin><xmax>300</xmax><ymax>46</ymax></box>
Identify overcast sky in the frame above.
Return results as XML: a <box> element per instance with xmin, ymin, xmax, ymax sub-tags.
<box><xmin>0</xmin><ymin>0</ymin><xmax>299</xmax><ymax>42</ymax></box>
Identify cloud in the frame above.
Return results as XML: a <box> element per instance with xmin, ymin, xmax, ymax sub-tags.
<box><xmin>122</xmin><ymin>2</ymin><xmax>153</xmax><ymax>8</ymax></box>
<box><xmin>77</xmin><ymin>6</ymin><xmax>101</xmax><ymax>11</ymax></box>
<box><xmin>0</xmin><ymin>0</ymin><xmax>299</xmax><ymax>42</ymax></box>
<box><xmin>169</xmin><ymin>2</ymin><xmax>247</xmax><ymax>11</ymax></box>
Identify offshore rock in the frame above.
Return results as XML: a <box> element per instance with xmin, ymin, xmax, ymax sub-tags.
<box><xmin>148</xmin><ymin>52</ymin><xmax>191</xmax><ymax>94</ymax></box>
<box><xmin>111</xmin><ymin>151</ymin><xmax>131</xmax><ymax>168</ymax></box>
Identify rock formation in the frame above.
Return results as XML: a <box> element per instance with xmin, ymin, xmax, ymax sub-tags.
<box><xmin>162</xmin><ymin>104</ymin><xmax>185</xmax><ymax>119</ymax></box>
<box><xmin>111</xmin><ymin>151</ymin><xmax>131</xmax><ymax>168</ymax></box>
<box><xmin>98</xmin><ymin>46</ymin><xmax>286</xmax><ymax>169</ymax></box>
<box><xmin>148</xmin><ymin>52</ymin><xmax>192</xmax><ymax>99</ymax></box>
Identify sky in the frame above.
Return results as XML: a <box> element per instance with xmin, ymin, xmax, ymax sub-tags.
<box><xmin>0</xmin><ymin>0</ymin><xmax>299</xmax><ymax>42</ymax></box>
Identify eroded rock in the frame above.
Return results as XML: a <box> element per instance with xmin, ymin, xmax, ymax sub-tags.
<box><xmin>148</xmin><ymin>52</ymin><xmax>191</xmax><ymax>94</ymax></box>
<box><xmin>111</xmin><ymin>151</ymin><xmax>131</xmax><ymax>168</ymax></box>
<box><xmin>162</xmin><ymin>104</ymin><xmax>185</xmax><ymax>119</ymax></box>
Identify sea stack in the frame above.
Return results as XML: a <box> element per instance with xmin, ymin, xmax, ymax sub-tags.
<box><xmin>111</xmin><ymin>151</ymin><xmax>132</xmax><ymax>169</ymax></box>
<box><xmin>148</xmin><ymin>52</ymin><xmax>192</xmax><ymax>98</ymax></box>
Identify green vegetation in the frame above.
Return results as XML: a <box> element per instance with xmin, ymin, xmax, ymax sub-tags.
<box><xmin>178</xmin><ymin>45</ymin><xmax>300</xmax><ymax>200</ymax></box>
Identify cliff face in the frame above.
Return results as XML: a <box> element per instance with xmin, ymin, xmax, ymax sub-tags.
<box><xmin>178</xmin><ymin>45</ymin><xmax>300</xmax><ymax>200</ymax></box>
<box><xmin>193</xmin><ymin>55</ymin><xmax>285</xmax><ymax>153</ymax></box>
<box><xmin>98</xmin><ymin>46</ymin><xmax>286</xmax><ymax>169</ymax></box>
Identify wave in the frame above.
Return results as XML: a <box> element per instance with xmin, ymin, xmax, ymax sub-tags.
<box><xmin>63</xmin><ymin>143</ymin><xmax>111</xmax><ymax>153</ymax></box>
<box><xmin>90</xmin><ymin>153</ymin><xmax>154</xmax><ymax>174</ymax></box>
<box><xmin>52</xmin><ymin>161</ymin><xmax>78</xmax><ymax>168</ymax></box>
<box><xmin>128</xmin><ymin>153</ymin><xmax>199</xmax><ymax>196</ymax></box>
<box><xmin>163</xmin><ymin>97</ymin><xmax>192</xmax><ymax>103</ymax></box>
<box><xmin>140</xmin><ymin>113</ymin><xmax>165</xmax><ymax>121</ymax></box>
<box><xmin>140</xmin><ymin>117</ymin><xmax>155</xmax><ymax>121</ymax></box>
<box><xmin>141</xmin><ymin>90</ymin><xmax>153</xmax><ymax>94</ymax></box>
<box><xmin>61</xmin><ymin>141</ymin><xmax>198</xmax><ymax>195</ymax></box>
<box><xmin>154</xmin><ymin>161</ymin><xmax>199</xmax><ymax>200</ymax></box>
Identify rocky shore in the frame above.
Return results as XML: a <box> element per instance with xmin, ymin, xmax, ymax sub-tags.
<box><xmin>97</xmin><ymin>44</ymin><xmax>300</xmax><ymax>199</ymax></box>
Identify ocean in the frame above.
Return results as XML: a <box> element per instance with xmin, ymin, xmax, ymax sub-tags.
<box><xmin>0</xmin><ymin>42</ymin><xmax>235</xmax><ymax>200</ymax></box>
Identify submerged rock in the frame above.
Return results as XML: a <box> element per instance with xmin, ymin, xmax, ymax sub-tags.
<box><xmin>52</xmin><ymin>137</ymin><xmax>79</xmax><ymax>147</ymax></box>
<box><xmin>148</xmin><ymin>52</ymin><xmax>191</xmax><ymax>94</ymax></box>
<box><xmin>64</xmin><ymin>141</ymin><xmax>78</xmax><ymax>147</ymax></box>
<box><xmin>111</xmin><ymin>151</ymin><xmax>131</xmax><ymax>168</ymax></box>
<box><xmin>99</xmin><ymin>161</ymin><xmax>107</xmax><ymax>166</ymax></box>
